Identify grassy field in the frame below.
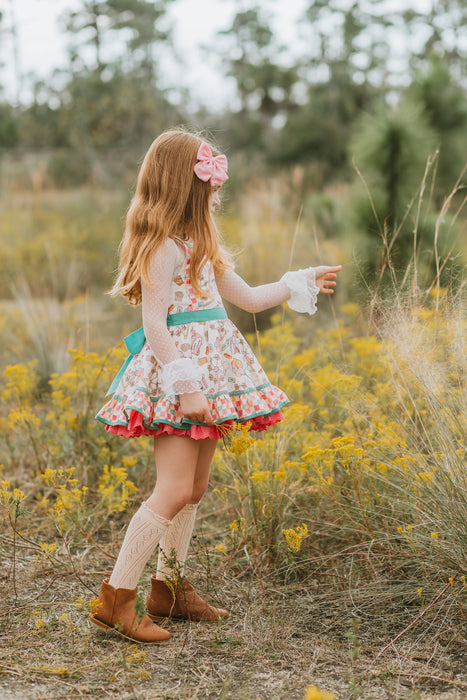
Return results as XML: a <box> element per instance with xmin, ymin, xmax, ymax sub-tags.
<box><xmin>0</xmin><ymin>178</ymin><xmax>466</xmax><ymax>699</ymax></box>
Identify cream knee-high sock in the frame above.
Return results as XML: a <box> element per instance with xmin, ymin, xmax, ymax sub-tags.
<box><xmin>108</xmin><ymin>502</ymin><xmax>171</xmax><ymax>590</ymax></box>
<box><xmin>156</xmin><ymin>503</ymin><xmax>198</xmax><ymax>580</ymax></box>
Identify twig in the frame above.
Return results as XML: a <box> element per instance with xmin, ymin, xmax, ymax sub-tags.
<box><xmin>371</xmin><ymin>669</ymin><xmax>467</xmax><ymax>690</ymax></box>
<box><xmin>377</xmin><ymin>580</ymin><xmax>452</xmax><ymax>656</ymax></box>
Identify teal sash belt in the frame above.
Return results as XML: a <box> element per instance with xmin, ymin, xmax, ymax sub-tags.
<box><xmin>106</xmin><ymin>307</ymin><xmax>227</xmax><ymax>396</ymax></box>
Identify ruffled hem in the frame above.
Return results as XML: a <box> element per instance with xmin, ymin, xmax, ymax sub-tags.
<box><xmin>97</xmin><ymin>382</ymin><xmax>289</xmax><ymax>440</ymax></box>
<box><xmin>103</xmin><ymin>408</ymin><xmax>285</xmax><ymax>440</ymax></box>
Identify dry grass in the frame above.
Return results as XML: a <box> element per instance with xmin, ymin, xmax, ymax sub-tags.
<box><xmin>1</xmin><ymin>538</ymin><xmax>466</xmax><ymax>700</ymax></box>
<box><xmin>1</xmin><ymin>162</ymin><xmax>466</xmax><ymax>699</ymax></box>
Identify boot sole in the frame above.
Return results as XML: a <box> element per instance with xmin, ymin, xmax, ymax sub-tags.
<box><xmin>90</xmin><ymin>616</ymin><xmax>170</xmax><ymax>644</ymax></box>
<box><xmin>147</xmin><ymin>610</ymin><xmax>229</xmax><ymax>622</ymax></box>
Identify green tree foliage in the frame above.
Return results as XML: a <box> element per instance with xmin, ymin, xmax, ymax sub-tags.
<box><xmin>348</xmin><ymin>51</ymin><xmax>466</xmax><ymax>283</ymax></box>
<box><xmin>0</xmin><ymin>10</ymin><xmax>18</xmax><ymax>150</ymax></box>
<box><xmin>274</xmin><ymin>68</ymin><xmax>377</xmax><ymax>185</ymax></box>
<box><xmin>0</xmin><ymin>102</ymin><xmax>18</xmax><ymax>148</ymax></box>
<box><xmin>407</xmin><ymin>54</ymin><xmax>467</xmax><ymax>199</ymax></box>
<box><xmin>14</xmin><ymin>0</ymin><xmax>179</xmax><ymax>185</ymax></box>
<box><xmin>405</xmin><ymin>0</ymin><xmax>467</xmax><ymax>81</ymax></box>
<box><xmin>349</xmin><ymin>99</ymin><xmax>439</xmax><ymax>280</ymax></box>
<box><xmin>271</xmin><ymin>0</ymin><xmax>384</xmax><ymax>183</ymax></box>
<box><xmin>217</xmin><ymin>6</ymin><xmax>299</xmax><ymax>152</ymax></box>
<box><xmin>62</xmin><ymin>0</ymin><xmax>174</xmax><ymax>79</ymax></box>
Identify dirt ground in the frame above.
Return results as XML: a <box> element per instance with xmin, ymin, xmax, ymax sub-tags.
<box><xmin>1</xmin><ymin>564</ymin><xmax>466</xmax><ymax>700</ymax></box>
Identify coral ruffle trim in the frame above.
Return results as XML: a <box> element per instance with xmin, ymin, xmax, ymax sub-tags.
<box><xmin>105</xmin><ymin>409</ymin><xmax>284</xmax><ymax>440</ymax></box>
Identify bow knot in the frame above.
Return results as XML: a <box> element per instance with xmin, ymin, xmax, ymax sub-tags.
<box><xmin>194</xmin><ymin>142</ymin><xmax>228</xmax><ymax>187</ymax></box>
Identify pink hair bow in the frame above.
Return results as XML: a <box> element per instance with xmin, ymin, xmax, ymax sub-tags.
<box><xmin>194</xmin><ymin>142</ymin><xmax>228</xmax><ymax>187</ymax></box>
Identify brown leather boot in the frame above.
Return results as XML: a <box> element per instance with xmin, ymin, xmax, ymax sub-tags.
<box><xmin>146</xmin><ymin>576</ymin><xmax>229</xmax><ymax>621</ymax></box>
<box><xmin>90</xmin><ymin>578</ymin><xmax>171</xmax><ymax>643</ymax></box>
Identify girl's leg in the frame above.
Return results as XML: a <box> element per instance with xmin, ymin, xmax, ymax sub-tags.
<box><xmin>147</xmin><ymin>438</ymin><xmax>228</xmax><ymax>620</ymax></box>
<box><xmin>156</xmin><ymin>438</ymin><xmax>218</xmax><ymax>580</ymax></box>
<box><xmin>191</xmin><ymin>438</ymin><xmax>218</xmax><ymax>503</ymax></box>
<box><xmin>109</xmin><ymin>435</ymin><xmax>201</xmax><ymax>590</ymax></box>
<box><xmin>92</xmin><ymin>435</ymin><xmax>202</xmax><ymax>642</ymax></box>
<box><xmin>145</xmin><ymin>434</ymin><xmax>202</xmax><ymax>519</ymax></box>
<box><xmin>108</xmin><ymin>504</ymin><xmax>170</xmax><ymax>589</ymax></box>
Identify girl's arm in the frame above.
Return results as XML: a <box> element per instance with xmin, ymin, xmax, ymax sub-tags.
<box><xmin>215</xmin><ymin>266</ymin><xmax>342</xmax><ymax>314</ymax></box>
<box><xmin>142</xmin><ymin>239</ymin><xmax>203</xmax><ymax>397</ymax></box>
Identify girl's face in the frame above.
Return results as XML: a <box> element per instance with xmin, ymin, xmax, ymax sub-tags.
<box><xmin>209</xmin><ymin>187</ymin><xmax>221</xmax><ymax>212</ymax></box>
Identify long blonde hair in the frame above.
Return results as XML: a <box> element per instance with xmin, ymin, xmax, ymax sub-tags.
<box><xmin>111</xmin><ymin>129</ymin><xmax>232</xmax><ymax>305</ymax></box>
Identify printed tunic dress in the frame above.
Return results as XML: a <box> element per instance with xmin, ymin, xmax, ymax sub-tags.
<box><xmin>96</xmin><ymin>238</ymin><xmax>296</xmax><ymax>440</ymax></box>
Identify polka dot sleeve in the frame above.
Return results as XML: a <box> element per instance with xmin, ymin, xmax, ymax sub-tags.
<box><xmin>142</xmin><ymin>239</ymin><xmax>203</xmax><ymax>396</ymax></box>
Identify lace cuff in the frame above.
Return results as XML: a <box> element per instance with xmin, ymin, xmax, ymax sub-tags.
<box><xmin>160</xmin><ymin>358</ymin><xmax>203</xmax><ymax>397</ymax></box>
<box><xmin>281</xmin><ymin>268</ymin><xmax>319</xmax><ymax>315</ymax></box>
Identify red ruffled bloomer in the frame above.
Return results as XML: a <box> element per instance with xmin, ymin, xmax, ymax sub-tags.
<box><xmin>106</xmin><ymin>409</ymin><xmax>285</xmax><ymax>440</ymax></box>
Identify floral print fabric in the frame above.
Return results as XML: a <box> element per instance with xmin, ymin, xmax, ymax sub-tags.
<box><xmin>96</xmin><ymin>239</ymin><xmax>289</xmax><ymax>439</ymax></box>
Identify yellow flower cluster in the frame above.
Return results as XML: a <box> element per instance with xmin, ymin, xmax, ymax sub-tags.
<box><xmin>38</xmin><ymin>542</ymin><xmax>57</xmax><ymax>559</ymax></box>
<box><xmin>0</xmin><ymin>480</ymin><xmax>25</xmax><ymax>509</ymax></box>
<box><xmin>304</xmin><ymin>686</ymin><xmax>336</xmax><ymax>700</ymax></box>
<box><xmin>282</xmin><ymin>523</ymin><xmax>309</xmax><ymax>553</ymax></box>
<box><xmin>1</xmin><ymin>360</ymin><xmax>39</xmax><ymax>404</ymax></box>
<box><xmin>98</xmin><ymin>464</ymin><xmax>137</xmax><ymax>514</ymax></box>
<box><xmin>125</xmin><ymin>644</ymin><xmax>146</xmax><ymax>667</ymax></box>
<box><xmin>1</xmin><ymin>293</ymin><xmax>465</xmax><ymax>611</ymax></box>
<box><xmin>209</xmin><ymin>300</ymin><xmax>466</xmax><ymax>581</ymax></box>
<box><xmin>228</xmin><ymin>421</ymin><xmax>255</xmax><ymax>455</ymax></box>
<box><xmin>40</xmin><ymin>467</ymin><xmax>88</xmax><ymax>528</ymax></box>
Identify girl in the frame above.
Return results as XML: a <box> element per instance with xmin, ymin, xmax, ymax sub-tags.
<box><xmin>92</xmin><ymin>129</ymin><xmax>342</xmax><ymax>643</ymax></box>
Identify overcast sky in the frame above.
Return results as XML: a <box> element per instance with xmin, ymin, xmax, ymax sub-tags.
<box><xmin>1</xmin><ymin>0</ymin><xmax>308</xmax><ymax>108</ymax></box>
<box><xmin>2</xmin><ymin>0</ymin><xmax>437</xmax><ymax>108</ymax></box>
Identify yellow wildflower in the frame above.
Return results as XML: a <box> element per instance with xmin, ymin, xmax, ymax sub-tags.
<box><xmin>90</xmin><ymin>597</ymin><xmax>103</xmax><ymax>618</ymax></box>
<box><xmin>98</xmin><ymin>464</ymin><xmax>137</xmax><ymax>513</ymax></box>
<box><xmin>122</xmin><ymin>456</ymin><xmax>137</xmax><ymax>468</ymax></box>
<box><xmin>228</xmin><ymin>422</ymin><xmax>254</xmax><ymax>455</ymax></box>
<box><xmin>39</xmin><ymin>542</ymin><xmax>57</xmax><ymax>558</ymax></box>
<box><xmin>304</xmin><ymin>685</ymin><xmax>336</xmax><ymax>700</ymax></box>
<box><xmin>229</xmin><ymin>517</ymin><xmax>245</xmax><ymax>532</ymax></box>
<box><xmin>283</xmin><ymin>523</ymin><xmax>309</xmax><ymax>553</ymax></box>
<box><xmin>213</xmin><ymin>487</ymin><xmax>228</xmax><ymax>500</ymax></box>
<box><xmin>126</xmin><ymin>645</ymin><xmax>146</xmax><ymax>666</ymax></box>
<box><xmin>250</xmin><ymin>470</ymin><xmax>271</xmax><ymax>484</ymax></box>
<box><xmin>34</xmin><ymin>665</ymin><xmax>69</xmax><ymax>677</ymax></box>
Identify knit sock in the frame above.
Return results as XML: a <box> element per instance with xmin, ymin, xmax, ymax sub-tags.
<box><xmin>108</xmin><ymin>502</ymin><xmax>171</xmax><ymax>590</ymax></box>
<box><xmin>156</xmin><ymin>503</ymin><xmax>198</xmax><ymax>580</ymax></box>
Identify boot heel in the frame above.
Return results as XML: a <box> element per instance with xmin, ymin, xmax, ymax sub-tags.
<box><xmin>146</xmin><ymin>611</ymin><xmax>167</xmax><ymax>622</ymax></box>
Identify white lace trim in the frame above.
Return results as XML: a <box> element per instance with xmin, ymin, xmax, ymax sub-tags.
<box><xmin>281</xmin><ymin>268</ymin><xmax>319</xmax><ymax>315</ymax></box>
<box><xmin>160</xmin><ymin>357</ymin><xmax>203</xmax><ymax>397</ymax></box>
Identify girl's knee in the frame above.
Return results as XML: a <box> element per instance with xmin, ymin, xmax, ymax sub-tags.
<box><xmin>146</xmin><ymin>485</ymin><xmax>194</xmax><ymax>519</ymax></box>
<box><xmin>171</xmin><ymin>489</ymin><xmax>195</xmax><ymax>511</ymax></box>
<box><xmin>190</xmin><ymin>481</ymin><xmax>208</xmax><ymax>504</ymax></box>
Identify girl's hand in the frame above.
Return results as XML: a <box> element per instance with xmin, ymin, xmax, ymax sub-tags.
<box><xmin>310</xmin><ymin>265</ymin><xmax>342</xmax><ymax>294</ymax></box>
<box><xmin>179</xmin><ymin>391</ymin><xmax>214</xmax><ymax>425</ymax></box>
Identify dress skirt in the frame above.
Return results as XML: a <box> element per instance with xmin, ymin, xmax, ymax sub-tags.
<box><xmin>96</xmin><ymin>318</ymin><xmax>289</xmax><ymax>440</ymax></box>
